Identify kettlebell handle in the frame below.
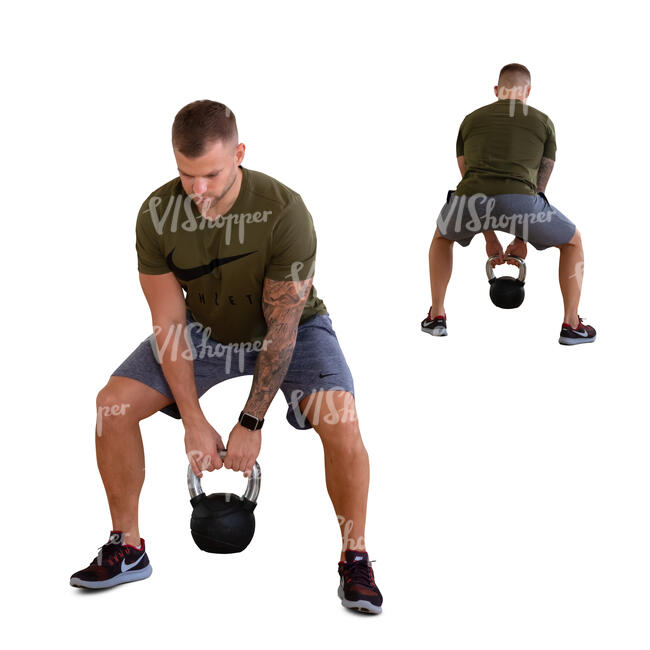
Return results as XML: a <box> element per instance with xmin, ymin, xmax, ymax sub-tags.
<box><xmin>485</xmin><ymin>255</ymin><xmax>526</xmax><ymax>282</ymax></box>
<box><xmin>187</xmin><ymin>449</ymin><xmax>261</xmax><ymax>504</ymax></box>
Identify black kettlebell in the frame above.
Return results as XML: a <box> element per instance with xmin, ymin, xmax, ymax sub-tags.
<box><xmin>187</xmin><ymin>450</ymin><xmax>261</xmax><ymax>554</ymax></box>
<box><xmin>485</xmin><ymin>255</ymin><xmax>526</xmax><ymax>309</ymax></box>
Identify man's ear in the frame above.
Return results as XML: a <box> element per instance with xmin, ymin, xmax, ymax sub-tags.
<box><xmin>235</xmin><ymin>141</ymin><xmax>246</xmax><ymax>163</ymax></box>
<box><xmin>493</xmin><ymin>85</ymin><xmax>499</xmax><ymax>97</ymax></box>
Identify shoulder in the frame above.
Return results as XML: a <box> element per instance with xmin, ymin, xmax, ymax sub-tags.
<box><xmin>137</xmin><ymin>177</ymin><xmax>183</xmax><ymax>215</ymax></box>
<box><xmin>135</xmin><ymin>177</ymin><xmax>185</xmax><ymax>242</ymax></box>
<box><xmin>243</xmin><ymin>167</ymin><xmax>303</xmax><ymax>211</ymax></box>
<box><xmin>243</xmin><ymin>167</ymin><xmax>311</xmax><ymax>228</ymax></box>
<box><xmin>525</xmin><ymin>103</ymin><xmax>554</xmax><ymax>127</ymax></box>
<box><xmin>462</xmin><ymin>101</ymin><xmax>501</xmax><ymax>123</ymax></box>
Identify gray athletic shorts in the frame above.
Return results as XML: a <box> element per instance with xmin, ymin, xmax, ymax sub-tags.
<box><xmin>436</xmin><ymin>191</ymin><xmax>577</xmax><ymax>250</ymax></box>
<box><xmin>111</xmin><ymin>310</ymin><xmax>355</xmax><ymax>430</ymax></box>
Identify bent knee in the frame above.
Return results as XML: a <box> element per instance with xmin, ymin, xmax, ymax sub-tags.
<box><xmin>316</xmin><ymin>420</ymin><xmax>364</xmax><ymax>456</ymax></box>
<box><xmin>96</xmin><ymin>380</ymin><xmax>136</xmax><ymax>420</ymax></box>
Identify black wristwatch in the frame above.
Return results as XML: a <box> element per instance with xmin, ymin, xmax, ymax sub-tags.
<box><xmin>239</xmin><ymin>411</ymin><xmax>264</xmax><ymax>431</ymax></box>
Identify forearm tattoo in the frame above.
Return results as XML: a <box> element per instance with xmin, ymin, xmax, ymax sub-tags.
<box><xmin>243</xmin><ymin>276</ymin><xmax>313</xmax><ymax>418</ymax></box>
<box><xmin>536</xmin><ymin>157</ymin><xmax>554</xmax><ymax>192</ymax></box>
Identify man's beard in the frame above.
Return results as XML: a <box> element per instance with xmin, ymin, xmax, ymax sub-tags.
<box><xmin>196</xmin><ymin>168</ymin><xmax>238</xmax><ymax>214</ymax></box>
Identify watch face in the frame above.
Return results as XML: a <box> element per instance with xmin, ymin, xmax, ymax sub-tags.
<box><xmin>240</xmin><ymin>413</ymin><xmax>259</xmax><ymax>430</ymax></box>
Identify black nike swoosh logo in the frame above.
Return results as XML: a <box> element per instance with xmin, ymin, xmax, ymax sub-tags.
<box><xmin>166</xmin><ymin>249</ymin><xmax>257</xmax><ymax>281</ymax></box>
<box><xmin>319</xmin><ymin>372</ymin><xmax>337</xmax><ymax>378</ymax></box>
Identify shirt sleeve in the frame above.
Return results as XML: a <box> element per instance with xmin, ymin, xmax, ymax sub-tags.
<box><xmin>265</xmin><ymin>195</ymin><xmax>317</xmax><ymax>282</ymax></box>
<box><xmin>543</xmin><ymin>116</ymin><xmax>557</xmax><ymax>160</ymax></box>
<box><xmin>135</xmin><ymin>195</ymin><xmax>171</xmax><ymax>275</ymax></box>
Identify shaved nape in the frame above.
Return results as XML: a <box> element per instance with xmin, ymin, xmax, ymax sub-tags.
<box><xmin>498</xmin><ymin>71</ymin><xmax>531</xmax><ymax>89</ymax></box>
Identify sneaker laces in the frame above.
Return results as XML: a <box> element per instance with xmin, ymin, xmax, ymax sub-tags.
<box><xmin>343</xmin><ymin>558</ymin><xmax>377</xmax><ymax>589</ymax></box>
<box><xmin>96</xmin><ymin>533</ymin><xmax>126</xmax><ymax>567</ymax></box>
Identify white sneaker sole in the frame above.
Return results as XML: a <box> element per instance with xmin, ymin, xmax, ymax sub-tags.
<box><xmin>421</xmin><ymin>325</ymin><xmax>447</xmax><ymax>337</ymax></box>
<box><xmin>338</xmin><ymin>584</ymin><xmax>382</xmax><ymax>614</ymax></box>
<box><xmin>558</xmin><ymin>335</ymin><xmax>596</xmax><ymax>345</ymax></box>
<box><xmin>70</xmin><ymin>564</ymin><xmax>152</xmax><ymax>589</ymax></box>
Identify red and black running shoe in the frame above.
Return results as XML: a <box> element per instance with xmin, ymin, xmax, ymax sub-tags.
<box><xmin>338</xmin><ymin>550</ymin><xmax>383</xmax><ymax>614</ymax></box>
<box><xmin>421</xmin><ymin>310</ymin><xmax>447</xmax><ymax>337</ymax></box>
<box><xmin>70</xmin><ymin>531</ymin><xmax>152</xmax><ymax>589</ymax></box>
<box><xmin>559</xmin><ymin>316</ymin><xmax>596</xmax><ymax>345</ymax></box>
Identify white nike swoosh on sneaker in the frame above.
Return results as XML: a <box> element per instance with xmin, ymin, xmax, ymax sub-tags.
<box><xmin>121</xmin><ymin>553</ymin><xmax>145</xmax><ymax>573</ymax></box>
<box><xmin>570</xmin><ymin>329</ymin><xmax>590</xmax><ymax>337</ymax></box>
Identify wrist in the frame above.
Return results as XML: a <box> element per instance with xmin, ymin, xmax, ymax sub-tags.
<box><xmin>182</xmin><ymin>410</ymin><xmax>206</xmax><ymax>429</ymax></box>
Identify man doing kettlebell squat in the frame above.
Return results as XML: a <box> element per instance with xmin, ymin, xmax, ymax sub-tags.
<box><xmin>69</xmin><ymin>101</ymin><xmax>383</xmax><ymax>614</ymax></box>
<box><xmin>422</xmin><ymin>63</ymin><xmax>596</xmax><ymax>344</ymax></box>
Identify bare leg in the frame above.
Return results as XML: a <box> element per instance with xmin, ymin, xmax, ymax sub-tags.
<box><xmin>557</xmin><ymin>229</ymin><xmax>584</xmax><ymax>328</ymax></box>
<box><xmin>428</xmin><ymin>227</ymin><xmax>455</xmax><ymax>318</ymax></box>
<box><xmin>299</xmin><ymin>391</ymin><xmax>368</xmax><ymax>563</ymax></box>
<box><xmin>95</xmin><ymin>376</ymin><xmax>173</xmax><ymax>547</ymax></box>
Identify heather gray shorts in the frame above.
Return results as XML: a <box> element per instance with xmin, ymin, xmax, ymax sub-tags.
<box><xmin>111</xmin><ymin>310</ymin><xmax>354</xmax><ymax>430</ymax></box>
<box><xmin>436</xmin><ymin>191</ymin><xmax>577</xmax><ymax>250</ymax></box>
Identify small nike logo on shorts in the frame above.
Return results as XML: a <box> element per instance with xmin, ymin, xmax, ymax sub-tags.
<box><xmin>319</xmin><ymin>372</ymin><xmax>336</xmax><ymax>378</ymax></box>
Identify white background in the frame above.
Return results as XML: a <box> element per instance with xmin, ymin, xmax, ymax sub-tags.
<box><xmin>2</xmin><ymin>0</ymin><xmax>648</xmax><ymax>648</ymax></box>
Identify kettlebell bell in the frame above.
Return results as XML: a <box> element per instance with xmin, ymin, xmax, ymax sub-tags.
<box><xmin>485</xmin><ymin>255</ymin><xmax>526</xmax><ymax>309</ymax></box>
<box><xmin>187</xmin><ymin>450</ymin><xmax>261</xmax><ymax>554</ymax></box>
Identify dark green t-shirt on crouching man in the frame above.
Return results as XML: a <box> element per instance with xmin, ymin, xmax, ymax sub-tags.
<box><xmin>135</xmin><ymin>165</ymin><xmax>328</xmax><ymax>345</ymax></box>
<box><xmin>455</xmin><ymin>99</ymin><xmax>557</xmax><ymax>196</ymax></box>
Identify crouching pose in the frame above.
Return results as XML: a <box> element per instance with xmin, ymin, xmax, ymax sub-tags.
<box><xmin>70</xmin><ymin>100</ymin><xmax>383</xmax><ymax>614</ymax></box>
<box><xmin>423</xmin><ymin>63</ymin><xmax>596</xmax><ymax>345</ymax></box>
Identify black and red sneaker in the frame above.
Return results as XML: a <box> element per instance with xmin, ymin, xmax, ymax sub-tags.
<box><xmin>421</xmin><ymin>309</ymin><xmax>447</xmax><ymax>337</ymax></box>
<box><xmin>70</xmin><ymin>531</ymin><xmax>152</xmax><ymax>589</ymax></box>
<box><xmin>559</xmin><ymin>316</ymin><xmax>596</xmax><ymax>345</ymax></box>
<box><xmin>338</xmin><ymin>550</ymin><xmax>383</xmax><ymax>614</ymax></box>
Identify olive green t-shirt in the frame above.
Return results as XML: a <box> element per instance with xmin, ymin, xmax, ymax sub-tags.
<box><xmin>455</xmin><ymin>99</ymin><xmax>556</xmax><ymax>196</ymax></box>
<box><xmin>135</xmin><ymin>165</ymin><xmax>327</xmax><ymax>345</ymax></box>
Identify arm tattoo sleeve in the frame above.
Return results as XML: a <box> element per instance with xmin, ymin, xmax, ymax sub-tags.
<box><xmin>536</xmin><ymin>157</ymin><xmax>555</xmax><ymax>192</ymax></box>
<box><xmin>243</xmin><ymin>276</ymin><xmax>313</xmax><ymax>419</ymax></box>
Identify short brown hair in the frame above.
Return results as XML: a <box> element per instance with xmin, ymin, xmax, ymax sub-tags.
<box><xmin>171</xmin><ymin>100</ymin><xmax>238</xmax><ymax>157</ymax></box>
<box><xmin>498</xmin><ymin>63</ymin><xmax>531</xmax><ymax>87</ymax></box>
